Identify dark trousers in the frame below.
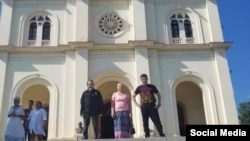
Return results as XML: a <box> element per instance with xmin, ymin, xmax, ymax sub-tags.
<box><xmin>43</xmin><ymin>129</ymin><xmax>48</xmax><ymax>140</ymax></box>
<box><xmin>141</xmin><ymin>104</ymin><xmax>164</xmax><ymax>136</ymax></box>
<box><xmin>83</xmin><ymin>114</ymin><xmax>99</xmax><ymax>139</ymax></box>
<box><xmin>24</xmin><ymin>128</ymin><xmax>31</xmax><ymax>141</ymax></box>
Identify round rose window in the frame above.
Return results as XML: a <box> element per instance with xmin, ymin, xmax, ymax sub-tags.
<box><xmin>96</xmin><ymin>12</ymin><xmax>125</xmax><ymax>37</ymax></box>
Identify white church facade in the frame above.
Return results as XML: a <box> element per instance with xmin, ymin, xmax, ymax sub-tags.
<box><xmin>0</xmin><ymin>0</ymin><xmax>239</xmax><ymax>140</ymax></box>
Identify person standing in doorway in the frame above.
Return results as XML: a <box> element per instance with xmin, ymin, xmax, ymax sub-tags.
<box><xmin>80</xmin><ymin>80</ymin><xmax>104</xmax><ymax>139</ymax></box>
<box><xmin>43</xmin><ymin>104</ymin><xmax>49</xmax><ymax>140</ymax></box>
<box><xmin>4</xmin><ymin>96</ymin><xmax>25</xmax><ymax>141</ymax></box>
<box><xmin>111</xmin><ymin>83</ymin><xmax>132</xmax><ymax>138</ymax></box>
<box><xmin>28</xmin><ymin>101</ymin><xmax>47</xmax><ymax>141</ymax></box>
<box><xmin>132</xmin><ymin>74</ymin><xmax>165</xmax><ymax>138</ymax></box>
<box><xmin>23</xmin><ymin>100</ymin><xmax>34</xmax><ymax>141</ymax></box>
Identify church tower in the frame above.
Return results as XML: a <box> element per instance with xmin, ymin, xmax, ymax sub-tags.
<box><xmin>0</xmin><ymin>0</ymin><xmax>238</xmax><ymax>140</ymax></box>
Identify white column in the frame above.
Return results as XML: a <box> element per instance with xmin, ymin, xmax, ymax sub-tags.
<box><xmin>145</xmin><ymin>0</ymin><xmax>157</xmax><ymax>41</ymax></box>
<box><xmin>179</xmin><ymin>23</ymin><xmax>185</xmax><ymax>44</ymax></box>
<box><xmin>166</xmin><ymin>87</ymin><xmax>179</xmax><ymax>137</ymax></box>
<box><xmin>0</xmin><ymin>0</ymin><xmax>14</xmax><ymax>45</ymax></box>
<box><xmin>130</xmin><ymin>0</ymin><xmax>147</xmax><ymax>40</ymax></box>
<box><xmin>66</xmin><ymin>0</ymin><xmax>76</xmax><ymax>42</ymax></box>
<box><xmin>148</xmin><ymin>50</ymin><xmax>166</xmax><ymax>136</ymax></box>
<box><xmin>62</xmin><ymin>50</ymin><xmax>76</xmax><ymax>137</ymax></box>
<box><xmin>74</xmin><ymin>47</ymin><xmax>89</xmax><ymax>134</ymax></box>
<box><xmin>169</xmin><ymin>89</ymin><xmax>180</xmax><ymax>136</ymax></box>
<box><xmin>36</xmin><ymin>25</ymin><xmax>43</xmax><ymax>46</ymax></box>
<box><xmin>206</xmin><ymin>0</ymin><xmax>224</xmax><ymax>42</ymax></box>
<box><xmin>134</xmin><ymin>47</ymin><xmax>155</xmax><ymax>137</ymax></box>
<box><xmin>0</xmin><ymin>51</ymin><xmax>8</xmax><ymax>138</ymax></box>
<box><xmin>76</xmin><ymin>0</ymin><xmax>89</xmax><ymax>41</ymax></box>
<box><xmin>214</xmin><ymin>48</ymin><xmax>238</xmax><ymax>124</ymax></box>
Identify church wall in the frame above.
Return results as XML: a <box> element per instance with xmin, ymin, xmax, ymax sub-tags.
<box><xmin>10</xmin><ymin>0</ymin><xmax>67</xmax><ymax>46</ymax></box>
<box><xmin>0</xmin><ymin>47</ymin><xmax>238</xmax><ymax>139</ymax></box>
<box><xmin>147</xmin><ymin>49</ymin><xmax>218</xmax><ymax>135</ymax></box>
<box><xmin>151</xmin><ymin>0</ymin><xmax>213</xmax><ymax>44</ymax></box>
<box><xmin>0</xmin><ymin>52</ymin><xmax>66</xmax><ymax>138</ymax></box>
<box><xmin>156</xmin><ymin>49</ymin><xmax>230</xmax><ymax>125</ymax></box>
<box><xmin>88</xmin><ymin>49</ymin><xmax>135</xmax><ymax>83</ymax></box>
<box><xmin>0</xmin><ymin>0</ymin><xmax>238</xmax><ymax>139</ymax></box>
<box><xmin>3</xmin><ymin>0</ymin><xmax>223</xmax><ymax>46</ymax></box>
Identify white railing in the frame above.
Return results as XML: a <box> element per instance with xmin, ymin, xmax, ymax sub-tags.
<box><xmin>27</xmin><ymin>40</ymin><xmax>36</xmax><ymax>46</ymax></box>
<box><xmin>172</xmin><ymin>38</ymin><xmax>182</xmax><ymax>44</ymax></box>
<box><xmin>42</xmin><ymin>40</ymin><xmax>50</xmax><ymax>46</ymax></box>
<box><xmin>172</xmin><ymin>38</ymin><xmax>195</xmax><ymax>44</ymax></box>
<box><xmin>186</xmin><ymin>38</ymin><xmax>194</xmax><ymax>44</ymax></box>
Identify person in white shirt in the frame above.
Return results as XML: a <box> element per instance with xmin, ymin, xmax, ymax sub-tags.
<box><xmin>4</xmin><ymin>96</ymin><xmax>25</xmax><ymax>141</ymax></box>
<box><xmin>28</xmin><ymin>101</ymin><xmax>47</xmax><ymax>141</ymax></box>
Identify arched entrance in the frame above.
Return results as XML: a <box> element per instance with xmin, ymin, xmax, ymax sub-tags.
<box><xmin>11</xmin><ymin>74</ymin><xmax>59</xmax><ymax>139</ymax></box>
<box><xmin>22</xmin><ymin>84</ymin><xmax>50</xmax><ymax>107</ymax></box>
<box><xmin>21</xmin><ymin>84</ymin><xmax>50</xmax><ymax>139</ymax></box>
<box><xmin>176</xmin><ymin>81</ymin><xmax>206</xmax><ymax>136</ymax></box>
<box><xmin>97</xmin><ymin>81</ymin><xmax>130</xmax><ymax>139</ymax></box>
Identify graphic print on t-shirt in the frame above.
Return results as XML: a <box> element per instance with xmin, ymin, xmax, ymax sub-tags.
<box><xmin>135</xmin><ymin>84</ymin><xmax>158</xmax><ymax>105</ymax></box>
<box><xmin>140</xmin><ymin>86</ymin><xmax>153</xmax><ymax>104</ymax></box>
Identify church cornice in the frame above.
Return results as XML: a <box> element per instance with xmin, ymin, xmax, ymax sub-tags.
<box><xmin>0</xmin><ymin>41</ymin><xmax>232</xmax><ymax>53</ymax></box>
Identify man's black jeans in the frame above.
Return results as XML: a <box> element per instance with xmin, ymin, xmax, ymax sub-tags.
<box><xmin>141</xmin><ymin>104</ymin><xmax>164</xmax><ymax>137</ymax></box>
<box><xmin>83</xmin><ymin>114</ymin><xmax>99</xmax><ymax>139</ymax></box>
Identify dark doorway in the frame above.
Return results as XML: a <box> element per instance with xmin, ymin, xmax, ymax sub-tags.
<box><xmin>101</xmin><ymin>102</ymin><xmax>114</xmax><ymax>139</ymax></box>
<box><xmin>177</xmin><ymin>103</ymin><xmax>186</xmax><ymax>136</ymax></box>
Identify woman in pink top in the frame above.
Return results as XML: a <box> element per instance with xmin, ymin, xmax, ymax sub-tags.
<box><xmin>111</xmin><ymin>83</ymin><xmax>131</xmax><ymax>138</ymax></box>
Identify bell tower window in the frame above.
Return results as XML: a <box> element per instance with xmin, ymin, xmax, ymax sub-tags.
<box><xmin>27</xmin><ymin>15</ymin><xmax>51</xmax><ymax>46</ymax></box>
<box><xmin>170</xmin><ymin>12</ymin><xmax>194</xmax><ymax>44</ymax></box>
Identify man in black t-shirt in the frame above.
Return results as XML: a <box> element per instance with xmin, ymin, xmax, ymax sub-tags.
<box><xmin>132</xmin><ymin>74</ymin><xmax>165</xmax><ymax>138</ymax></box>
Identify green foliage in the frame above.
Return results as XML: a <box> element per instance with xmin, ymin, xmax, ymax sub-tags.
<box><xmin>238</xmin><ymin>99</ymin><xmax>250</xmax><ymax>124</ymax></box>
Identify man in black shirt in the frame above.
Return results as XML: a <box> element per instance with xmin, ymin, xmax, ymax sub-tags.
<box><xmin>132</xmin><ymin>74</ymin><xmax>165</xmax><ymax>138</ymax></box>
<box><xmin>23</xmin><ymin>100</ymin><xmax>34</xmax><ymax>141</ymax></box>
<box><xmin>80</xmin><ymin>80</ymin><xmax>104</xmax><ymax>139</ymax></box>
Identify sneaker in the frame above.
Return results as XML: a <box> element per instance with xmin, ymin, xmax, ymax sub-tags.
<box><xmin>160</xmin><ymin>133</ymin><xmax>165</xmax><ymax>137</ymax></box>
<box><xmin>145</xmin><ymin>134</ymin><xmax>150</xmax><ymax>138</ymax></box>
<box><xmin>82</xmin><ymin>136</ymin><xmax>88</xmax><ymax>139</ymax></box>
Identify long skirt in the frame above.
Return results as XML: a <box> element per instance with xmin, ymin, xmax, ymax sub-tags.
<box><xmin>114</xmin><ymin>111</ymin><xmax>130</xmax><ymax>138</ymax></box>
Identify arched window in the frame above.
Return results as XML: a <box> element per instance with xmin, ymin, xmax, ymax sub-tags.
<box><xmin>170</xmin><ymin>12</ymin><xmax>194</xmax><ymax>44</ymax></box>
<box><xmin>171</xmin><ymin>20</ymin><xmax>179</xmax><ymax>38</ymax></box>
<box><xmin>27</xmin><ymin>15</ymin><xmax>51</xmax><ymax>46</ymax></box>
<box><xmin>28</xmin><ymin>22</ymin><xmax>37</xmax><ymax>40</ymax></box>
<box><xmin>42</xmin><ymin>22</ymin><xmax>51</xmax><ymax>40</ymax></box>
<box><xmin>184</xmin><ymin>20</ymin><xmax>193</xmax><ymax>38</ymax></box>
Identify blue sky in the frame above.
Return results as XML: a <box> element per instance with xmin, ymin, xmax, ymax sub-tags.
<box><xmin>0</xmin><ymin>1</ymin><xmax>248</xmax><ymax>107</ymax></box>
<box><xmin>218</xmin><ymin>0</ymin><xmax>250</xmax><ymax>108</ymax></box>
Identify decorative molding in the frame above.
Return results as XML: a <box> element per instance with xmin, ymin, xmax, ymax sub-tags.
<box><xmin>0</xmin><ymin>42</ymin><xmax>232</xmax><ymax>53</ymax></box>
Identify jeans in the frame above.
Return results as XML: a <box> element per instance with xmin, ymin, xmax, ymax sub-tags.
<box><xmin>83</xmin><ymin>114</ymin><xmax>99</xmax><ymax>139</ymax></box>
<box><xmin>24</xmin><ymin>128</ymin><xmax>31</xmax><ymax>141</ymax></box>
<box><xmin>141</xmin><ymin>104</ymin><xmax>164</xmax><ymax>136</ymax></box>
